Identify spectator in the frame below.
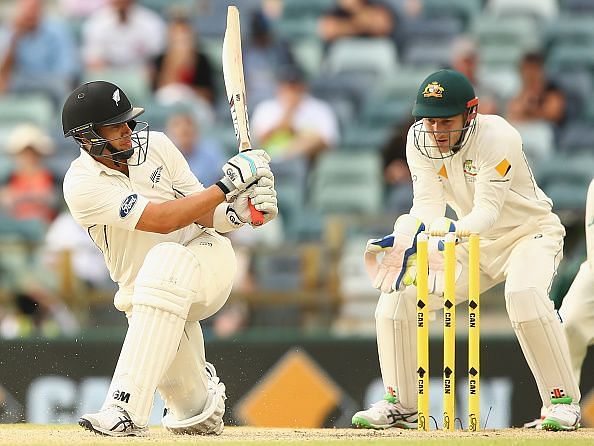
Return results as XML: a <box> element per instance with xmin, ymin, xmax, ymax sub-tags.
<box><xmin>44</xmin><ymin>210</ymin><xmax>113</xmax><ymax>292</ymax></box>
<box><xmin>449</xmin><ymin>36</ymin><xmax>499</xmax><ymax>115</ymax></box>
<box><xmin>151</xmin><ymin>13</ymin><xmax>216</xmax><ymax>105</ymax></box>
<box><xmin>0</xmin><ymin>124</ymin><xmax>57</xmax><ymax>226</ymax></box>
<box><xmin>318</xmin><ymin>0</ymin><xmax>395</xmax><ymax>49</ymax></box>
<box><xmin>0</xmin><ymin>290</ymin><xmax>80</xmax><ymax>339</ymax></box>
<box><xmin>82</xmin><ymin>0</ymin><xmax>166</xmax><ymax>70</ymax></box>
<box><xmin>244</xmin><ymin>10</ymin><xmax>295</xmax><ymax>105</ymax></box>
<box><xmin>166</xmin><ymin>110</ymin><xmax>226</xmax><ymax>187</ymax></box>
<box><xmin>0</xmin><ymin>0</ymin><xmax>79</xmax><ymax>104</ymax></box>
<box><xmin>380</xmin><ymin>116</ymin><xmax>414</xmax><ymax>214</ymax></box>
<box><xmin>252</xmin><ymin>64</ymin><xmax>340</xmax><ymax>164</ymax></box>
<box><xmin>506</xmin><ymin>51</ymin><xmax>567</xmax><ymax>128</ymax></box>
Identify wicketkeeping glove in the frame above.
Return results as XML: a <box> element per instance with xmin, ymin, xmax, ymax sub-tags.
<box><xmin>364</xmin><ymin>214</ymin><xmax>426</xmax><ymax>293</ymax></box>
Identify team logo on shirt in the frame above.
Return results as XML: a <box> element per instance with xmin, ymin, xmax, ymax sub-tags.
<box><xmin>462</xmin><ymin>160</ymin><xmax>476</xmax><ymax>179</ymax></box>
<box><xmin>150</xmin><ymin>165</ymin><xmax>163</xmax><ymax>188</ymax></box>
<box><xmin>422</xmin><ymin>82</ymin><xmax>445</xmax><ymax>98</ymax></box>
<box><xmin>120</xmin><ymin>194</ymin><xmax>138</xmax><ymax>218</ymax></box>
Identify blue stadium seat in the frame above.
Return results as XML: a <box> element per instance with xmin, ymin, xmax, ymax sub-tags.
<box><xmin>401</xmin><ymin>41</ymin><xmax>452</xmax><ymax>69</ymax></box>
<box><xmin>557</xmin><ymin>121</ymin><xmax>594</xmax><ymax>154</ymax></box>
<box><xmin>192</xmin><ymin>0</ymin><xmax>261</xmax><ymax>38</ymax></box>
<box><xmin>485</xmin><ymin>0</ymin><xmax>559</xmax><ymax>22</ymax></box>
<box><xmin>81</xmin><ymin>68</ymin><xmax>152</xmax><ymax>106</ymax></box>
<box><xmin>561</xmin><ymin>0</ymin><xmax>594</xmax><ymax>14</ymax></box>
<box><xmin>310</xmin><ymin>152</ymin><xmax>383</xmax><ymax>214</ymax></box>
<box><xmin>291</xmin><ymin>38</ymin><xmax>323</xmax><ymax>78</ymax></box>
<box><xmin>546</xmin><ymin>43</ymin><xmax>594</xmax><ymax>73</ymax></box>
<box><xmin>270</xmin><ymin>159</ymin><xmax>308</xmax><ymax>241</ymax></box>
<box><xmin>420</xmin><ymin>0</ymin><xmax>483</xmax><ymax>28</ymax></box>
<box><xmin>373</xmin><ymin>67</ymin><xmax>439</xmax><ymax>103</ymax></box>
<box><xmin>400</xmin><ymin>16</ymin><xmax>463</xmax><ymax>47</ymax></box>
<box><xmin>543</xmin><ymin>15</ymin><xmax>594</xmax><ymax>48</ymax></box>
<box><xmin>550</xmin><ymin>69</ymin><xmax>592</xmax><ymax>120</ymax></box>
<box><xmin>472</xmin><ymin>16</ymin><xmax>539</xmax><ymax>49</ymax></box>
<box><xmin>323</xmin><ymin>38</ymin><xmax>399</xmax><ymax>82</ymax></box>
<box><xmin>535</xmin><ymin>154</ymin><xmax>594</xmax><ymax>211</ymax></box>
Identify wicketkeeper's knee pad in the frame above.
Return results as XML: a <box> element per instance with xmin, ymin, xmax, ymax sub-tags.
<box><xmin>133</xmin><ymin>242</ymin><xmax>202</xmax><ymax>318</ymax></box>
<box><xmin>162</xmin><ymin>362</ymin><xmax>227</xmax><ymax>435</ymax></box>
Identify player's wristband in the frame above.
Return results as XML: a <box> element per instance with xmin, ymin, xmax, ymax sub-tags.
<box><xmin>215</xmin><ymin>177</ymin><xmax>237</xmax><ymax>201</ymax></box>
<box><xmin>213</xmin><ymin>202</ymin><xmax>244</xmax><ymax>233</ymax></box>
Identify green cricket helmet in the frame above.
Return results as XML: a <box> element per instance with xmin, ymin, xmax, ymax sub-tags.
<box><xmin>411</xmin><ymin>69</ymin><xmax>479</xmax><ymax>159</ymax></box>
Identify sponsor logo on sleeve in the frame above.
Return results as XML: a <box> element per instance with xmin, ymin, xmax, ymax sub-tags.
<box><xmin>495</xmin><ymin>159</ymin><xmax>511</xmax><ymax>177</ymax></box>
<box><xmin>119</xmin><ymin>194</ymin><xmax>138</xmax><ymax>218</ymax></box>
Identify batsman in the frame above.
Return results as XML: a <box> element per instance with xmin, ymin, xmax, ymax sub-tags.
<box><xmin>61</xmin><ymin>80</ymin><xmax>277</xmax><ymax>436</ymax></box>
<box><xmin>353</xmin><ymin>69</ymin><xmax>581</xmax><ymax>431</ymax></box>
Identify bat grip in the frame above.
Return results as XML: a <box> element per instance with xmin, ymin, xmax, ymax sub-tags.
<box><xmin>249</xmin><ymin>200</ymin><xmax>264</xmax><ymax>226</ymax></box>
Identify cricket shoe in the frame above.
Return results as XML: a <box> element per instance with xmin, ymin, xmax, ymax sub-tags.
<box><xmin>352</xmin><ymin>393</ymin><xmax>417</xmax><ymax>429</ymax></box>
<box><xmin>79</xmin><ymin>405</ymin><xmax>148</xmax><ymax>436</ymax></box>
<box><xmin>541</xmin><ymin>397</ymin><xmax>580</xmax><ymax>431</ymax></box>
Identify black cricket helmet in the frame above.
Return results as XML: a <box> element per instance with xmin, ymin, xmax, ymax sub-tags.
<box><xmin>62</xmin><ymin>81</ymin><xmax>149</xmax><ymax>165</ymax></box>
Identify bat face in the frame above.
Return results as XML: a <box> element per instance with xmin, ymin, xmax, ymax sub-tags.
<box><xmin>223</xmin><ymin>6</ymin><xmax>251</xmax><ymax>152</ymax></box>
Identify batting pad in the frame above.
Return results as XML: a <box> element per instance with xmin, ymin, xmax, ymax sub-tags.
<box><xmin>104</xmin><ymin>243</ymin><xmax>202</xmax><ymax>426</ymax></box>
<box><xmin>506</xmin><ymin>288</ymin><xmax>581</xmax><ymax>407</ymax></box>
<box><xmin>375</xmin><ymin>290</ymin><xmax>417</xmax><ymax>409</ymax></box>
<box><xmin>162</xmin><ymin>362</ymin><xmax>227</xmax><ymax>435</ymax></box>
<box><xmin>158</xmin><ymin>321</ymin><xmax>209</xmax><ymax>421</ymax></box>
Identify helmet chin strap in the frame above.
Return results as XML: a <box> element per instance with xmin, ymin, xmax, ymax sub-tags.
<box><xmin>107</xmin><ymin>143</ymin><xmax>133</xmax><ymax>162</ymax></box>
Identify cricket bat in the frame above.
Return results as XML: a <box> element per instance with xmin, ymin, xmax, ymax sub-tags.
<box><xmin>222</xmin><ymin>5</ymin><xmax>264</xmax><ymax>226</ymax></box>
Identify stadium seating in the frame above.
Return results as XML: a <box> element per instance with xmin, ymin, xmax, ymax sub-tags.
<box><xmin>535</xmin><ymin>153</ymin><xmax>594</xmax><ymax>211</ymax></box>
<box><xmin>81</xmin><ymin>68</ymin><xmax>152</xmax><ymax>106</ymax></box>
<box><xmin>309</xmin><ymin>152</ymin><xmax>383</xmax><ymax>215</ymax></box>
<box><xmin>485</xmin><ymin>0</ymin><xmax>559</xmax><ymax>21</ymax></box>
<box><xmin>323</xmin><ymin>38</ymin><xmax>399</xmax><ymax>81</ymax></box>
<box><xmin>420</xmin><ymin>0</ymin><xmax>483</xmax><ymax>28</ymax></box>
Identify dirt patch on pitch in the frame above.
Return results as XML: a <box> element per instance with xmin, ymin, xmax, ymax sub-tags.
<box><xmin>1</xmin><ymin>425</ymin><xmax>593</xmax><ymax>445</ymax></box>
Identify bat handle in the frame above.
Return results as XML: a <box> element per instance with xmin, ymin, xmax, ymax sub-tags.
<box><xmin>249</xmin><ymin>200</ymin><xmax>264</xmax><ymax>226</ymax></box>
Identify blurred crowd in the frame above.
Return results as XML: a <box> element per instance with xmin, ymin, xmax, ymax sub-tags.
<box><xmin>0</xmin><ymin>0</ymin><xmax>592</xmax><ymax>338</ymax></box>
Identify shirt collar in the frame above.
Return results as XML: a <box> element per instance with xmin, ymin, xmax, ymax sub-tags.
<box><xmin>79</xmin><ymin>148</ymin><xmax>127</xmax><ymax>177</ymax></box>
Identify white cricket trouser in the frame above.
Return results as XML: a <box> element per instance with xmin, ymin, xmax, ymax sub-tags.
<box><xmin>376</xmin><ymin>221</ymin><xmax>580</xmax><ymax>409</ymax></box>
<box><xmin>559</xmin><ymin>260</ymin><xmax>594</xmax><ymax>384</ymax></box>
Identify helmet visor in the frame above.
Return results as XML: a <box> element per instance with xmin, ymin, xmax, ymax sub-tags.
<box><xmin>75</xmin><ymin>120</ymin><xmax>150</xmax><ymax>166</ymax></box>
<box><xmin>412</xmin><ymin>117</ymin><xmax>476</xmax><ymax>159</ymax></box>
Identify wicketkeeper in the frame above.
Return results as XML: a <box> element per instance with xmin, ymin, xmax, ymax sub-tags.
<box><xmin>353</xmin><ymin>69</ymin><xmax>581</xmax><ymax>431</ymax></box>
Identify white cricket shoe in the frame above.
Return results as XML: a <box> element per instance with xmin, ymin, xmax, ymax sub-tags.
<box><xmin>79</xmin><ymin>405</ymin><xmax>148</xmax><ymax>436</ymax></box>
<box><xmin>352</xmin><ymin>393</ymin><xmax>417</xmax><ymax>429</ymax></box>
<box><xmin>541</xmin><ymin>397</ymin><xmax>580</xmax><ymax>431</ymax></box>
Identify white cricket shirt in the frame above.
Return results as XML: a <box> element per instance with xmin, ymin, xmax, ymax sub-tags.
<box><xmin>63</xmin><ymin>131</ymin><xmax>207</xmax><ymax>292</ymax></box>
<box><xmin>407</xmin><ymin>114</ymin><xmax>564</xmax><ymax>240</ymax></box>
